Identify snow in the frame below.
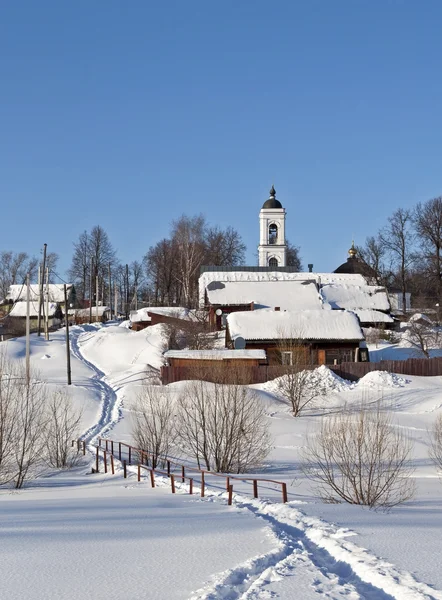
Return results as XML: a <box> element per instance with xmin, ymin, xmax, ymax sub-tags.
<box><xmin>227</xmin><ymin>308</ymin><xmax>364</xmax><ymax>341</ymax></box>
<box><xmin>5</xmin><ymin>283</ymin><xmax>73</xmax><ymax>303</ymax></box>
<box><xmin>205</xmin><ymin>280</ymin><xmax>323</xmax><ymax>310</ymax></box>
<box><xmin>130</xmin><ymin>306</ymin><xmax>194</xmax><ymax>323</ymax></box>
<box><xmin>351</xmin><ymin>309</ymin><xmax>395</xmax><ymax>324</ymax></box>
<box><xmin>1</xmin><ymin>323</ymin><xmax>442</xmax><ymax>599</ymax></box>
<box><xmin>9</xmin><ymin>300</ymin><xmax>59</xmax><ymax>317</ymax></box>
<box><xmin>69</xmin><ymin>305</ymin><xmax>110</xmax><ymax>317</ymax></box>
<box><xmin>320</xmin><ymin>283</ymin><xmax>391</xmax><ymax>312</ymax></box>
<box><xmin>199</xmin><ymin>271</ymin><xmax>368</xmax><ymax>307</ymax></box>
<box><xmin>164</xmin><ymin>349</ymin><xmax>267</xmax><ymax>360</ymax></box>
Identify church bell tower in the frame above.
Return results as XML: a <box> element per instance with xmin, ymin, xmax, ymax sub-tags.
<box><xmin>258</xmin><ymin>186</ymin><xmax>287</xmax><ymax>267</ymax></box>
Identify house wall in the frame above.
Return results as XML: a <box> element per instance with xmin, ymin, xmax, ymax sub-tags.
<box><xmin>241</xmin><ymin>341</ymin><xmax>359</xmax><ymax>365</ymax></box>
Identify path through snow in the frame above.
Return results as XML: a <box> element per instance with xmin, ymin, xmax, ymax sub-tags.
<box><xmin>68</xmin><ymin>324</ymin><xmax>442</xmax><ymax>600</ymax></box>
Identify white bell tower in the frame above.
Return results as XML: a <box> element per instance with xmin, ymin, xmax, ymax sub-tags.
<box><xmin>258</xmin><ymin>186</ymin><xmax>287</xmax><ymax>267</ymax></box>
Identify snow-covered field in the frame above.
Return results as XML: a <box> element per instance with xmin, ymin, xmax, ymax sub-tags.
<box><xmin>1</xmin><ymin>323</ymin><xmax>442</xmax><ymax>599</ymax></box>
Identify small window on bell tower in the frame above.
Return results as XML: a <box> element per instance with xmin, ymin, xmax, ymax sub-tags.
<box><xmin>269</xmin><ymin>223</ymin><xmax>278</xmax><ymax>244</ymax></box>
<box><xmin>269</xmin><ymin>257</ymin><xmax>278</xmax><ymax>267</ymax></box>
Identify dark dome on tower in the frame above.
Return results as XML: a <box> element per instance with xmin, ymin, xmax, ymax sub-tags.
<box><xmin>262</xmin><ymin>185</ymin><xmax>283</xmax><ymax>209</ymax></box>
<box><xmin>334</xmin><ymin>243</ymin><xmax>377</xmax><ymax>279</ymax></box>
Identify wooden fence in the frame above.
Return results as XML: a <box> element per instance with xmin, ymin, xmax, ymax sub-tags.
<box><xmin>80</xmin><ymin>437</ymin><xmax>288</xmax><ymax>505</ymax></box>
<box><xmin>161</xmin><ymin>357</ymin><xmax>442</xmax><ymax>384</ymax></box>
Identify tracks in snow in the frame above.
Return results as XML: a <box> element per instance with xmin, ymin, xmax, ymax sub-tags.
<box><xmin>68</xmin><ymin>325</ymin><xmax>442</xmax><ymax>600</ymax></box>
<box><xmin>69</xmin><ymin>326</ymin><xmax>121</xmax><ymax>444</ymax></box>
<box><xmin>191</xmin><ymin>492</ymin><xmax>442</xmax><ymax>600</ymax></box>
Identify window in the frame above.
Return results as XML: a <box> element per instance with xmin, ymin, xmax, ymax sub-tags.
<box><xmin>269</xmin><ymin>257</ymin><xmax>278</xmax><ymax>267</ymax></box>
<box><xmin>281</xmin><ymin>351</ymin><xmax>292</xmax><ymax>365</ymax></box>
<box><xmin>269</xmin><ymin>223</ymin><xmax>278</xmax><ymax>244</ymax></box>
<box><xmin>325</xmin><ymin>348</ymin><xmax>353</xmax><ymax>365</ymax></box>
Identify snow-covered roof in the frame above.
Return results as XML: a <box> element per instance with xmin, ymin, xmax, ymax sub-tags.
<box><xmin>205</xmin><ymin>280</ymin><xmax>323</xmax><ymax>310</ymax></box>
<box><xmin>320</xmin><ymin>284</ymin><xmax>390</xmax><ymax>312</ymax></box>
<box><xmin>9</xmin><ymin>301</ymin><xmax>59</xmax><ymax>318</ymax></box>
<box><xmin>6</xmin><ymin>284</ymin><xmax>73</xmax><ymax>303</ymax></box>
<box><xmin>199</xmin><ymin>271</ymin><xmax>367</xmax><ymax>307</ymax></box>
<box><xmin>227</xmin><ymin>309</ymin><xmax>364</xmax><ymax>342</ymax></box>
<box><xmin>164</xmin><ymin>349</ymin><xmax>267</xmax><ymax>360</ymax></box>
<box><xmin>350</xmin><ymin>309</ymin><xmax>394</xmax><ymax>324</ymax></box>
<box><xmin>70</xmin><ymin>306</ymin><xmax>110</xmax><ymax>317</ymax></box>
<box><xmin>130</xmin><ymin>307</ymin><xmax>194</xmax><ymax>323</ymax></box>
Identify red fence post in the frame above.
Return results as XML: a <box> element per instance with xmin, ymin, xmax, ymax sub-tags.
<box><xmin>150</xmin><ymin>469</ymin><xmax>155</xmax><ymax>488</ymax></box>
<box><xmin>123</xmin><ymin>460</ymin><xmax>127</xmax><ymax>478</ymax></box>
<box><xmin>128</xmin><ymin>446</ymin><xmax>132</xmax><ymax>465</ymax></box>
<box><xmin>282</xmin><ymin>482</ymin><xmax>288</xmax><ymax>503</ymax></box>
<box><xmin>119</xmin><ymin>442</ymin><xmax>122</xmax><ymax>461</ymax></box>
<box><xmin>77</xmin><ymin>440</ymin><xmax>81</xmax><ymax>452</ymax></box>
<box><xmin>167</xmin><ymin>460</ymin><xmax>171</xmax><ymax>476</ymax></box>
<box><xmin>189</xmin><ymin>478</ymin><xmax>193</xmax><ymax>495</ymax></box>
<box><xmin>226</xmin><ymin>476</ymin><xmax>230</xmax><ymax>491</ymax></box>
<box><xmin>111</xmin><ymin>440</ymin><xmax>114</xmax><ymax>455</ymax></box>
<box><xmin>82</xmin><ymin>441</ymin><xmax>86</xmax><ymax>456</ymax></box>
<box><xmin>98</xmin><ymin>438</ymin><xmax>102</xmax><ymax>447</ymax></box>
<box><xmin>228</xmin><ymin>484</ymin><xmax>233</xmax><ymax>506</ymax></box>
<box><xmin>201</xmin><ymin>471</ymin><xmax>205</xmax><ymax>498</ymax></box>
<box><xmin>137</xmin><ymin>464</ymin><xmax>141</xmax><ymax>482</ymax></box>
<box><xmin>103</xmin><ymin>450</ymin><xmax>107</xmax><ymax>474</ymax></box>
<box><xmin>110</xmin><ymin>454</ymin><xmax>115</xmax><ymax>475</ymax></box>
<box><xmin>105</xmin><ymin>439</ymin><xmax>109</xmax><ymax>451</ymax></box>
<box><xmin>171</xmin><ymin>474</ymin><xmax>176</xmax><ymax>494</ymax></box>
<box><xmin>181</xmin><ymin>465</ymin><xmax>185</xmax><ymax>482</ymax></box>
<box><xmin>95</xmin><ymin>446</ymin><xmax>99</xmax><ymax>473</ymax></box>
<box><xmin>253</xmin><ymin>479</ymin><xmax>258</xmax><ymax>499</ymax></box>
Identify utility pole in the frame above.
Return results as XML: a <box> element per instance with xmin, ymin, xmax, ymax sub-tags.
<box><xmin>45</xmin><ymin>266</ymin><xmax>49</xmax><ymax>341</ymax></box>
<box><xmin>26</xmin><ymin>273</ymin><xmax>30</xmax><ymax>383</ymax></box>
<box><xmin>37</xmin><ymin>243</ymin><xmax>47</xmax><ymax>336</ymax></box>
<box><xmin>64</xmin><ymin>284</ymin><xmax>72</xmax><ymax>385</ymax></box>
<box><xmin>95</xmin><ymin>270</ymin><xmax>99</xmax><ymax>323</ymax></box>
<box><xmin>108</xmin><ymin>263</ymin><xmax>112</xmax><ymax>320</ymax></box>
<box><xmin>125</xmin><ymin>263</ymin><xmax>129</xmax><ymax>319</ymax></box>
<box><xmin>89</xmin><ymin>257</ymin><xmax>94</xmax><ymax>324</ymax></box>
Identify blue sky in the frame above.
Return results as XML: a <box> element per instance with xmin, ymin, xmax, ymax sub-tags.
<box><xmin>2</xmin><ymin>1</ymin><xmax>442</xmax><ymax>278</ymax></box>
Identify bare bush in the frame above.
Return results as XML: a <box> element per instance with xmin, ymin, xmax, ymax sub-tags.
<box><xmin>429</xmin><ymin>413</ymin><xmax>442</xmax><ymax>473</ymax></box>
<box><xmin>176</xmin><ymin>378</ymin><xmax>271</xmax><ymax>473</ymax></box>
<box><xmin>131</xmin><ymin>384</ymin><xmax>176</xmax><ymax>468</ymax></box>
<box><xmin>405</xmin><ymin>316</ymin><xmax>440</xmax><ymax>358</ymax></box>
<box><xmin>0</xmin><ymin>354</ymin><xmax>47</xmax><ymax>487</ymax></box>
<box><xmin>303</xmin><ymin>402</ymin><xmax>416</xmax><ymax>509</ymax></box>
<box><xmin>12</xmin><ymin>376</ymin><xmax>47</xmax><ymax>488</ymax></box>
<box><xmin>44</xmin><ymin>389</ymin><xmax>83</xmax><ymax>468</ymax></box>
<box><xmin>276</xmin><ymin>335</ymin><xmax>324</xmax><ymax>416</ymax></box>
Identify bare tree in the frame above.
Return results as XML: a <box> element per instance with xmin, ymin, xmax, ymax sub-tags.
<box><xmin>286</xmin><ymin>240</ymin><xmax>302</xmax><ymax>270</ymax></box>
<box><xmin>176</xmin><ymin>377</ymin><xmax>271</xmax><ymax>473</ymax></box>
<box><xmin>429</xmin><ymin>414</ymin><xmax>442</xmax><ymax>474</ymax></box>
<box><xmin>131</xmin><ymin>385</ymin><xmax>176</xmax><ymax>469</ymax></box>
<box><xmin>275</xmin><ymin>333</ymin><xmax>323</xmax><ymax>417</ymax></box>
<box><xmin>303</xmin><ymin>402</ymin><xmax>416</xmax><ymax>509</ymax></box>
<box><xmin>68</xmin><ymin>226</ymin><xmax>118</xmax><ymax>305</ymax></box>
<box><xmin>0</xmin><ymin>251</ymin><xmax>39</xmax><ymax>301</ymax></box>
<box><xmin>0</xmin><ymin>352</ymin><xmax>20</xmax><ymax>484</ymax></box>
<box><xmin>143</xmin><ymin>215</ymin><xmax>246</xmax><ymax>308</ymax></box>
<box><xmin>380</xmin><ymin>208</ymin><xmax>416</xmax><ymax>314</ymax></box>
<box><xmin>357</xmin><ymin>235</ymin><xmax>391</xmax><ymax>285</ymax></box>
<box><xmin>172</xmin><ymin>214</ymin><xmax>206</xmax><ymax>307</ymax></box>
<box><xmin>414</xmin><ymin>197</ymin><xmax>442</xmax><ymax>303</ymax></box>
<box><xmin>205</xmin><ymin>226</ymin><xmax>246</xmax><ymax>266</ymax></box>
<box><xmin>44</xmin><ymin>389</ymin><xmax>83</xmax><ymax>468</ymax></box>
<box><xmin>404</xmin><ymin>316</ymin><xmax>440</xmax><ymax>358</ymax></box>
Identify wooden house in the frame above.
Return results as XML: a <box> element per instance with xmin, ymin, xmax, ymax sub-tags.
<box><xmin>226</xmin><ymin>308</ymin><xmax>368</xmax><ymax>365</ymax></box>
<box><xmin>161</xmin><ymin>349</ymin><xmax>267</xmax><ymax>384</ymax></box>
